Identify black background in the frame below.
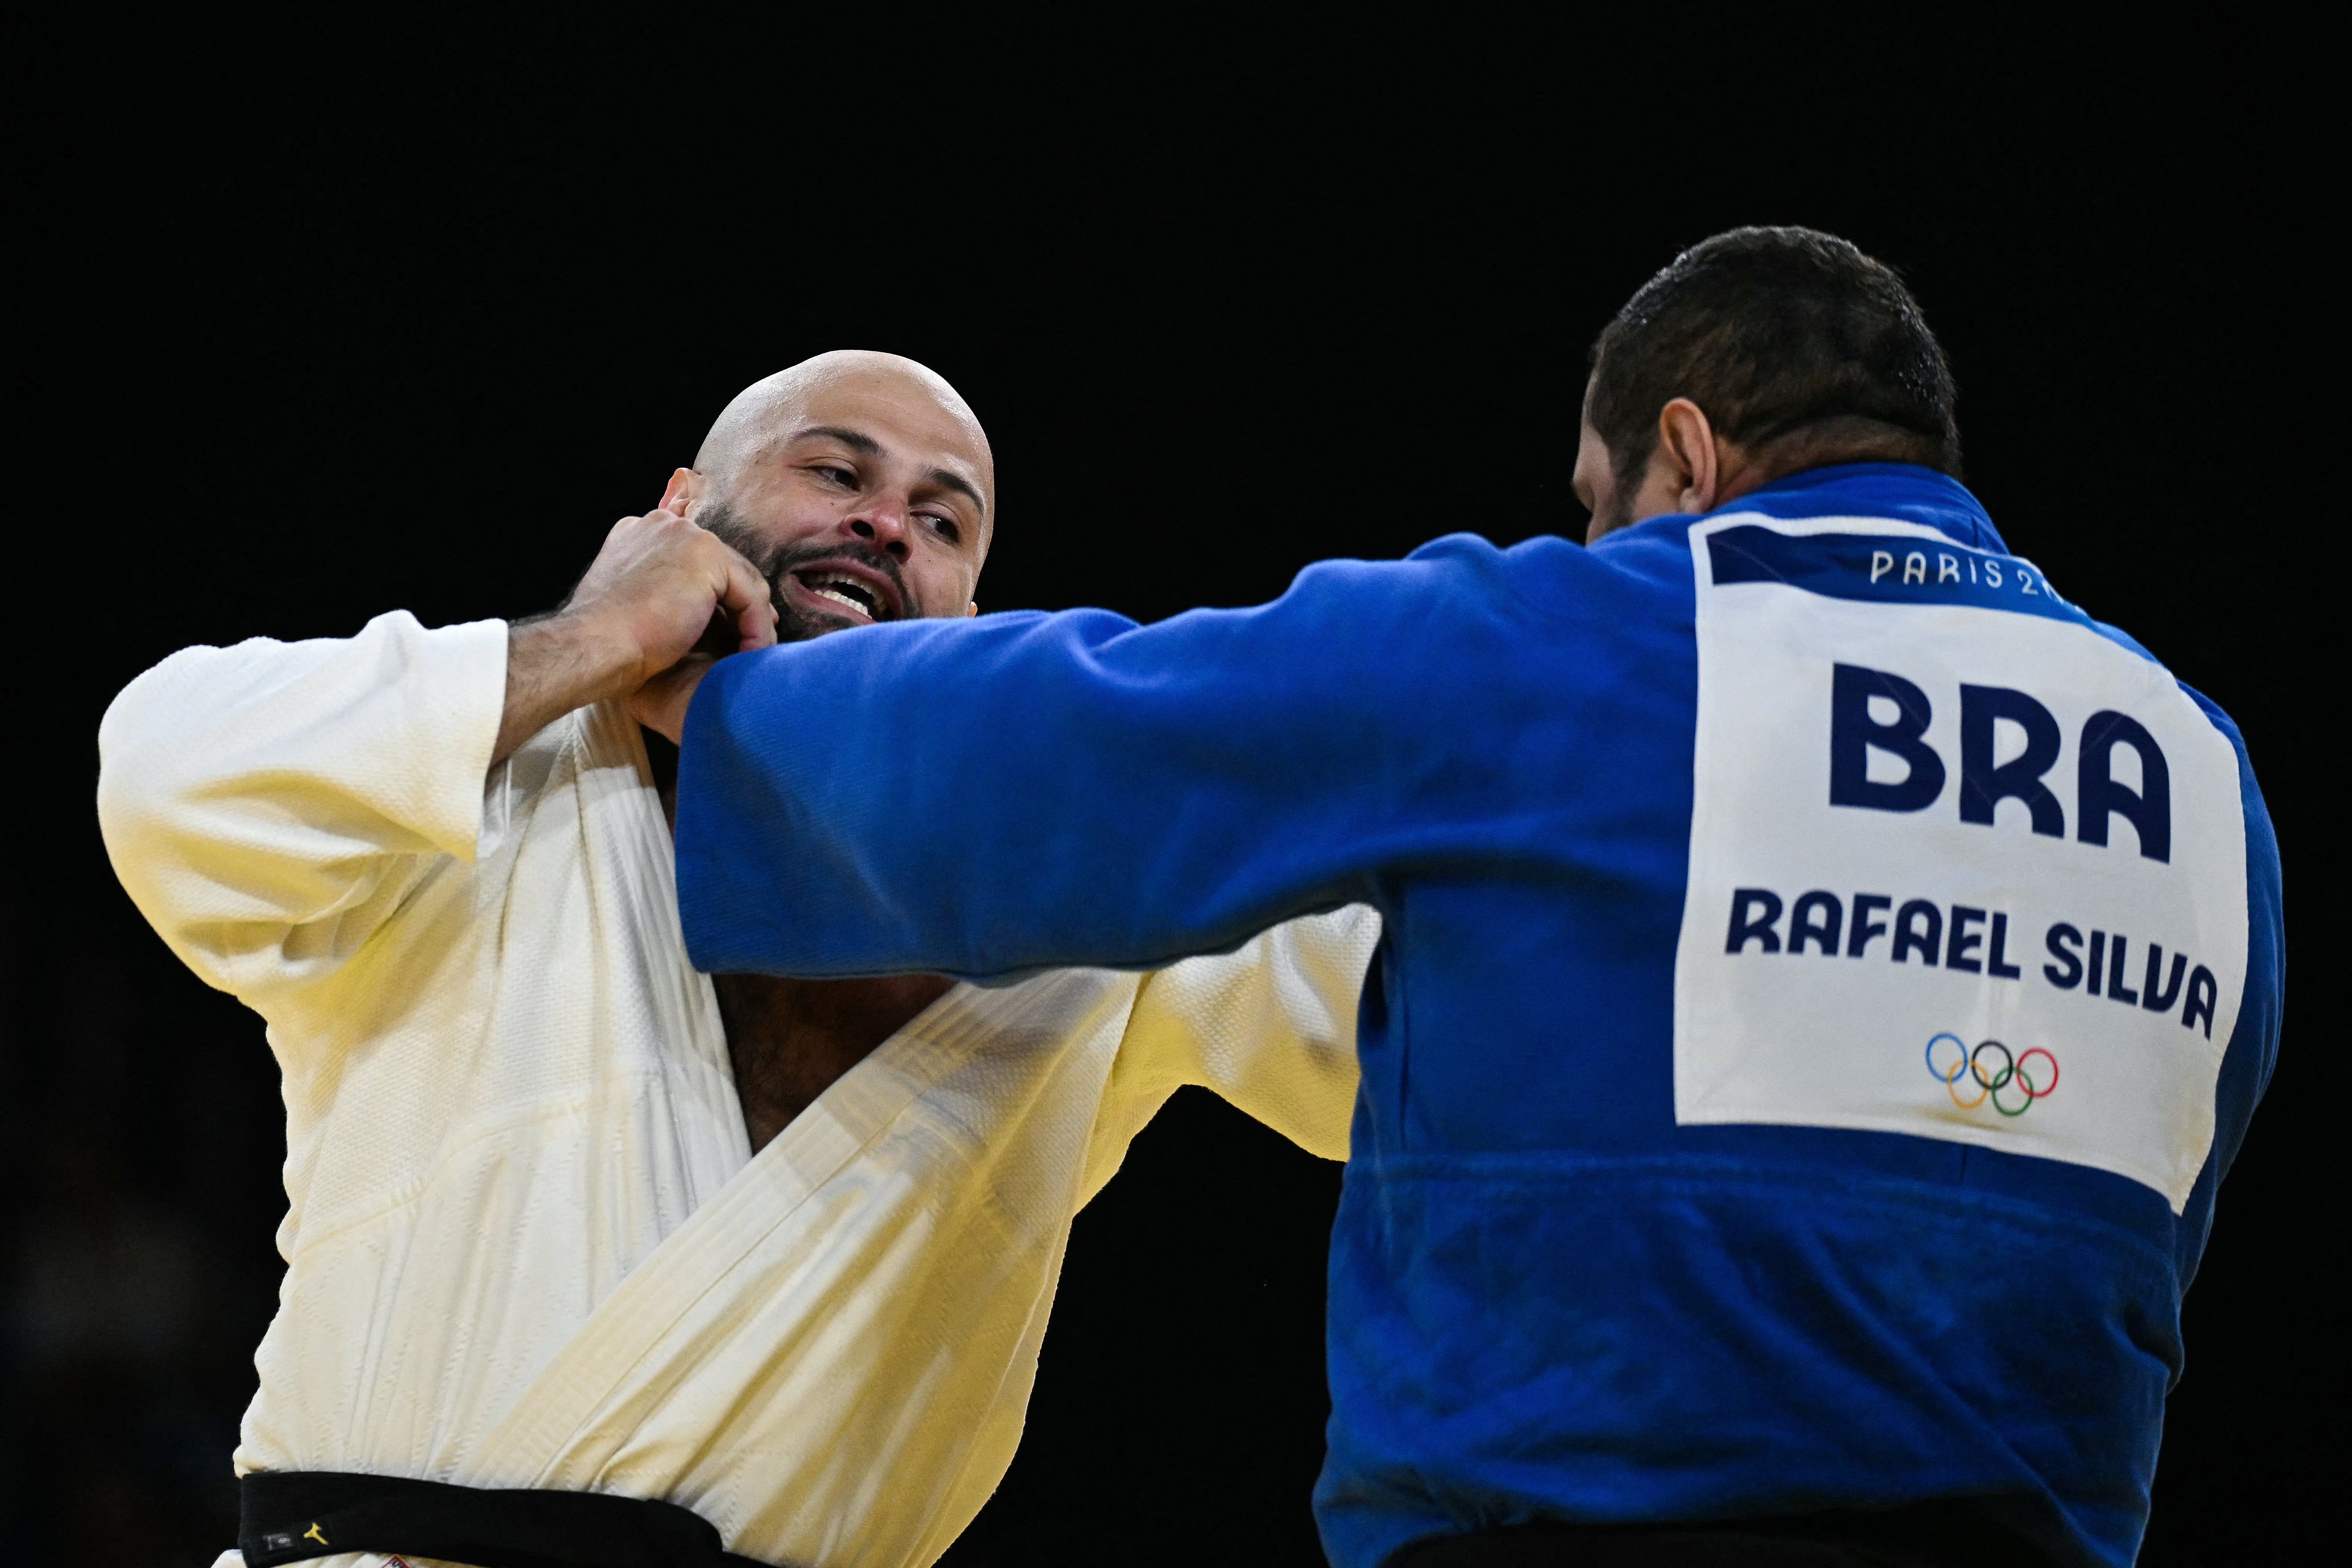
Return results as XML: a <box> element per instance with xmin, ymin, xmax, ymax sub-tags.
<box><xmin>4</xmin><ymin>18</ymin><xmax>2334</xmax><ymax>1567</ymax></box>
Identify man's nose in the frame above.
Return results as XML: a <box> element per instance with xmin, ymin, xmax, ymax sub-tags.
<box><xmin>846</xmin><ymin>501</ymin><xmax>912</xmax><ymax>562</ymax></box>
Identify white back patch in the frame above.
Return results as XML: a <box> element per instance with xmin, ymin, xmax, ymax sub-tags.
<box><xmin>1672</xmin><ymin>514</ymin><xmax>2248</xmax><ymax>1210</ymax></box>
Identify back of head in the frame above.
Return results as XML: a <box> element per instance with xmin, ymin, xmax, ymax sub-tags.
<box><xmin>1587</xmin><ymin>227</ymin><xmax>1961</xmax><ymax>489</ymax></box>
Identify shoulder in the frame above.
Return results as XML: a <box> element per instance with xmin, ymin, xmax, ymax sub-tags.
<box><xmin>1294</xmin><ymin>530</ymin><xmax>1651</xmax><ymax>609</ymax></box>
<box><xmin>2090</xmin><ymin>619</ymin><xmax>2258</xmax><ymax>776</ymax></box>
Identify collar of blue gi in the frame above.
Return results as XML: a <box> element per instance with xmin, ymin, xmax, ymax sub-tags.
<box><xmin>1615</xmin><ymin>461</ymin><xmax>2007</xmax><ymax>554</ymax></box>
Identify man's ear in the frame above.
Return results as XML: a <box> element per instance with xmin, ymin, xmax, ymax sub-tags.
<box><xmin>1655</xmin><ymin>399</ymin><xmax>1722</xmax><ymax>514</ymax></box>
<box><xmin>658</xmin><ymin>468</ymin><xmax>704</xmax><ymax>516</ymax></box>
<box><xmin>967</xmin><ymin>602</ymin><xmax>979</xmax><ymax>617</ymax></box>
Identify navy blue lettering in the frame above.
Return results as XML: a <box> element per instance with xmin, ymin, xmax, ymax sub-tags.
<box><xmin>1727</xmin><ymin>889</ymin><xmax>1784</xmax><ymax>954</ymax></box>
<box><xmin>2051</xmin><ymin>921</ymin><xmax>2088</xmax><ymax>982</ymax></box>
<box><xmin>2087</xmin><ymin>930</ymin><xmax>2108</xmax><ymax>992</ymax></box>
<box><xmin>2044</xmin><ymin>922</ymin><xmax>2085</xmax><ymax>988</ymax></box>
<box><xmin>2078</xmin><ymin>711</ymin><xmax>2172</xmax><ymax>862</ymax></box>
<box><xmin>2183</xmin><ymin>965</ymin><xmax>2218</xmax><ymax>1037</ymax></box>
<box><xmin>1946</xmin><ymin>905</ymin><xmax>1987</xmax><ymax>973</ymax></box>
<box><xmin>1892</xmin><ymin>900</ymin><xmax>1943</xmax><ymax>965</ymax></box>
<box><xmin>2141</xmin><ymin>943</ymin><xmax>2187</xmax><ymax>1012</ymax></box>
<box><xmin>2106</xmin><ymin>934</ymin><xmax>2141</xmax><ymax>1005</ymax></box>
<box><xmin>1848</xmin><ymin>894</ymin><xmax>1892</xmax><ymax>957</ymax></box>
<box><xmin>1988</xmin><ymin>913</ymin><xmax>2022</xmax><ymax>979</ymax></box>
<box><xmin>1959</xmin><ymin>685</ymin><xmax>2065</xmax><ymax>837</ymax></box>
<box><xmin>1790</xmin><ymin>891</ymin><xmax>1842</xmax><ymax>956</ymax></box>
<box><xmin>1830</xmin><ymin>665</ymin><xmax>1945</xmax><ymax>813</ymax></box>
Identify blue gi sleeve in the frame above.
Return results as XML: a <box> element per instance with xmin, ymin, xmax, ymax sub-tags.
<box><xmin>675</xmin><ymin>546</ymin><xmax>1510</xmax><ymax>979</ymax></box>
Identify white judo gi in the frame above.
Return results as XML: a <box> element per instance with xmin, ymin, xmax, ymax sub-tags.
<box><xmin>96</xmin><ymin>611</ymin><xmax>1376</xmax><ymax>1568</ymax></box>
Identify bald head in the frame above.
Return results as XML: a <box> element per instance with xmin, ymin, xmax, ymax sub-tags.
<box><xmin>695</xmin><ymin>350</ymin><xmax>993</xmax><ymax>508</ymax></box>
<box><xmin>657</xmin><ymin>351</ymin><xmax>995</xmax><ymax>639</ymax></box>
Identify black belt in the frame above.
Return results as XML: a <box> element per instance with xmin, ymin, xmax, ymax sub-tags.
<box><xmin>239</xmin><ymin>1471</ymin><xmax>782</xmax><ymax>1568</ymax></box>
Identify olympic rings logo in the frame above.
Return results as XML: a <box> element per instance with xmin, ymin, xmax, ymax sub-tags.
<box><xmin>1924</xmin><ymin>1033</ymin><xmax>2058</xmax><ymax>1118</ymax></box>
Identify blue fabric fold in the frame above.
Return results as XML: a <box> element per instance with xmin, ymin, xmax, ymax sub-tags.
<box><xmin>676</xmin><ymin>464</ymin><xmax>2283</xmax><ymax>1568</ymax></box>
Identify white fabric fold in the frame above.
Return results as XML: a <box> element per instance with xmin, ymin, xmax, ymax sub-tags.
<box><xmin>105</xmin><ymin>613</ymin><xmax>1375</xmax><ymax>1568</ymax></box>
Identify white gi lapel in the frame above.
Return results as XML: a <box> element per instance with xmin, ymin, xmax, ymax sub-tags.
<box><xmin>469</xmin><ymin>967</ymin><xmax>1142</xmax><ymax>1566</ymax></box>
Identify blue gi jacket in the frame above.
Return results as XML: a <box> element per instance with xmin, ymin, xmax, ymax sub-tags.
<box><xmin>676</xmin><ymin>466</ymin><xmax>2283</xmax><ymax>1568</ymax></box>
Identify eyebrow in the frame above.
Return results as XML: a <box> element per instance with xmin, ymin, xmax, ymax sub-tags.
<box><xmin>922</xmin><ymin>466</ymin><xmax>988</xmax><ymax>516</ymax></box>
<box><xmin>793</xmin><ymin>424</ymin><xmax>884</xmax><ymax>456</ymax></box>
<box><xmin>793</xmin><ymin>425</ymin><xmax>987</xmax><ymax>517</ymax></box>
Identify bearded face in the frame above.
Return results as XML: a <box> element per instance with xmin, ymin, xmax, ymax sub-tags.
<box><xmin>695</xmin><ymin>500</ymin><xmax>921</xmax><ymax>644</ymax></box>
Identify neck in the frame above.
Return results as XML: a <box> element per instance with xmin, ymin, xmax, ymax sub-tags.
<box><xmin>1738</xmin><ymin>425</ymin><xmax>1942</xmax><ymax>496</ymax></box>
<box><xmin>644</xmin><ymin>722</ymin><xmax>951</xmax><ymax>1153</ymax></box>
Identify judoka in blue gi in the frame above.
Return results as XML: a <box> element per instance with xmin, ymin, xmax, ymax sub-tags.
<box><xmin>647</xmin><ymin>230</ymin><xmax>2285</xmax><ymax>1568</ymax></box>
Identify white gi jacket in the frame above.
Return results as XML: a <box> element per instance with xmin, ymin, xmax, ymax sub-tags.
<box><xmin>96</xmin><ymin>611</ymin><xmax>1376</xmax><ymax>1568</ymax></box>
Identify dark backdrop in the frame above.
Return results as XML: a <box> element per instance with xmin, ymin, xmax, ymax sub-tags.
<box><xmin>6</xmin><ymin>23</ymin><xmax>2332</xmax><ymax>1567</ymax></box>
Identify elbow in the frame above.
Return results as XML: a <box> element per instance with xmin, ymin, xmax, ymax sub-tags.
<box><xmin>94</xmin><ymin>688</ymin><xmax>230</xmax><ymax>960</ymax></box>
<box><xmin>97</xmin><ymin>669</ymin><xmax>191</xmax><ymax>832</ymax></box>
<box><xmin>92</xmin><ymin>765</ymin><xmax>189</xmax><ymax>949</ymax></box>
<box><xmin>95</xmin><ymin>723</ymin><xmax>200</xmax><ymax>880</ymax></box>
<box><xmin>95</xmin><ymin>747</ymin><xmax>170</xmax><ymax>872</ymax></box>
<box><xmin>95</xmin><ymin>651</ymin><xmax>235</xmax><ymax>859</ymax></box>
<box><xmin>92</xmin><ymin>781</ymin><xmax>316</xmax><ymax>1000</ymax></box>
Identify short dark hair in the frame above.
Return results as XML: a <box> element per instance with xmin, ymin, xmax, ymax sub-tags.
<box><xmin>1586</xmin><ymin>227</ymin><xmax>1961</xmax><ymax>488</ymax></box>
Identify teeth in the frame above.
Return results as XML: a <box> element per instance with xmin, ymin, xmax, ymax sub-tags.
<box><xmin>799</xmin><ymin>571</ymin><xmax>882</xmax><ymax>618</ymax></box>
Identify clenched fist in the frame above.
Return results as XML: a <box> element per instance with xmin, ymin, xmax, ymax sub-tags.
<box><xmin>567</xmin><ymin>509</ymin><xmax>777</xmax><ymax>682</ymax></box>
<box><xmin>494</xmin><ymin>510</ymin><xmax>778</xmax><ymax>763</ymax></box>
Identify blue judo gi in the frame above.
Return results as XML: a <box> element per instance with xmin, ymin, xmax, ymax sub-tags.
<box><xmin>676</xmin><ymin>465</ymin><xmax>2284</xmax><ymax>1568</ymax></box>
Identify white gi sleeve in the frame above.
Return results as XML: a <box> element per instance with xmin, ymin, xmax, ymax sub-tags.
<box><xmin>97</xmin><ymin>610</ymin><xmax>509</xmax><ymax>1003</ymax></box>
<box><xmin>1079</xmin><ymin>903</ymin><xmax>1380</xmax><ymax>1204</ymax></box>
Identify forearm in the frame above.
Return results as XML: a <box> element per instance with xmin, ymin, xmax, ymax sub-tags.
<box><xmin>496</xmin><ymin>504</ymin><xmax>779</xmax><ymax>763</ymax></box>
<box><xmin>97</xmin><ymin>612</ymin><xmax>510</xmax><ymax>995</ymax></box>
<box><xmin>99</xmin><ymin>505</ymin><xmax>774</xmax><ymax>995</ymax></box>
<box><xmin>494</xmin><ymin>611</ymin><xmax>644</xmax><ymax>765</ymax></box>
<box><xmin>677</xmin><ymin>562</ymin><xmax>1439</xmax><ymax>980</ymax></box>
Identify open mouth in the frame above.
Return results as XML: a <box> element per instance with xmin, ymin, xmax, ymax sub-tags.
<box><xmin>788</xmin><ymin>564</ymin><xmax>899</xmax><ymax>624</ymax></box>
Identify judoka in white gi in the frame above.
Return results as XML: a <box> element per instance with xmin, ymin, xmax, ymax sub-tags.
<box><xmin>97</xmin><ymin>352</ymin><xmax>1377</xmax><ymax>1568</ymax></box>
